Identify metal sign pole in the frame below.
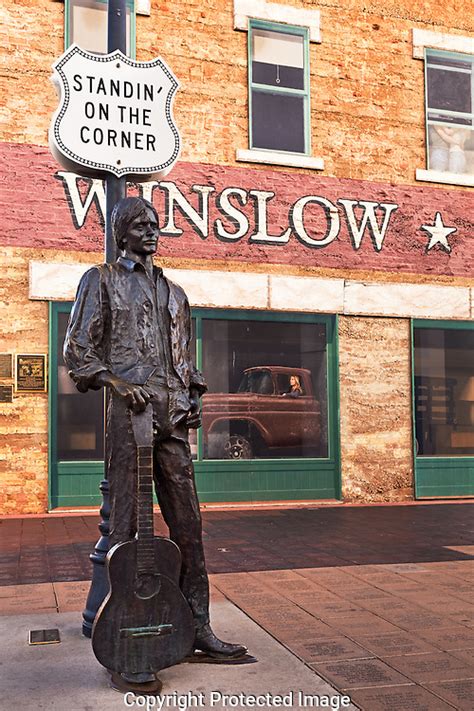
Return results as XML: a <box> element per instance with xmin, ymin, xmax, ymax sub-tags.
<box><xmin>82</xmin><ymin>0</ymin><xmax>127</xmax><ymax>638</ymax></box>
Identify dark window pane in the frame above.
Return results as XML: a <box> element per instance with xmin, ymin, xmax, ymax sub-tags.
<box><xmin>252</xmin><ymin>91</ymin><xmax>305</xmax><ymax>153</ymax></box>
<box><xmin>57</xmin><ymin>312</ymin><xmax>104</xmax><ymax>461</ymax></box>
<box><xmin>252</xmin><ymin>61</ymin><xmax>304</xmax><ymax>90</ymax></box>
<box><xmin>414</xmin><ymin>328</ymin><xmax>474</xmax><ymax>456</ymax></box>
<box><xmin>427</xmin><ymin>64</ymin><xmax>472</xmax><ymax>115</ymax></box>
<box><xmin>201</xmin><ymin>319</ymin><xmax>328</xmax><ymax>460</ymax></box>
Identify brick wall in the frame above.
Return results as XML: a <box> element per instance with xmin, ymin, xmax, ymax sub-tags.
<box><xmin>0</xmin><ymin>247</ymin><xmax>48</xmax><ymax>514</ymax></box>
<box><xmin>1</xmin><ymin>0</ymin><xmax>472</xmax><ymax>183</ymax></box>
<box><xmin>0</xmin><ymin>246</ymin><xmax>102</xmax><ymax>514</ymax></box>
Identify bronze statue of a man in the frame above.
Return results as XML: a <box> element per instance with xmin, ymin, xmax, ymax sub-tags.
<box><xmin>64</xmin><ymin>196</ymin><xmax>246</xmax><ymax>660</ymax></box>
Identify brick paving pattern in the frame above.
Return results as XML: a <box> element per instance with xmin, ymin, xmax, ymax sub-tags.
<box><xmin>1</xmin><ymin>502</ymin><xmax>473</xmax><ymax>709</ymax></box>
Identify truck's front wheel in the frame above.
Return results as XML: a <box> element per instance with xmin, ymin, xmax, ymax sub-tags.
<box><xmin>224</xmin><ymin>435</ymin><xmax>253</xmax><ymax>460</ymax></box>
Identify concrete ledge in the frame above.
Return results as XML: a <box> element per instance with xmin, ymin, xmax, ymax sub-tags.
<box><xmin>344</xmin><ymin>282</ymin><xmax>471</xmax><ymax>320</ymax></box>
<box><xmin>236</xmin><ymin>148</ymin><xmax>324</xmax><ymax>171</ymax></box>
<box><xmin>29</xmin><ymin>261</ymin><xmax>90</xmax><ymax>301</ymax></box>
<box><xmin>269</xmin><ymin>275</ymin><xmax>344</xmax><ymax>313</ymax></box>
<box><xmin>166</xmin><ymin>268</ymin><xmax>268</xmax><ymax>309</ymax></box>
<box><xmin>29</xmin><ymin>262</ymin><xmax>268</xmax><ymax>310</ymax></box>
<box><xmin>29</xmin><ymin>261</ymin><xmax>474</xmax><ymax>321</ymax></box>
<box><xmin>415</xmin><ymin>169</ymin><xmax>474</xmax><ymax>189</ymax></box>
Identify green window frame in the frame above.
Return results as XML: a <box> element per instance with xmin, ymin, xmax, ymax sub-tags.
<box><xmin>49</xmin><ymin>302</ymin><xmax>105</xmax><ymax>509</ymax></box>
<box><xmin>49</xmin><ymin>304</ymin><xmax>340</xmax><ymax>507</ymax></box>
<box><xmin>411</xmin><ymin>319</ymin><xmax>474</xmax><ymax>498</ymax></box>
<box><xmin>248</xmin><ymin>19</ymin><xmax>311</xmax><ymax>156</ymax></box>
<box><xmin>424</xmin><ymin>48</ymin><xmax>474</xmax><ymax>176</ymax></box>
<box><xmin>65</xmin><ymin>0</ymin><xmax>136</xmax><ymax>58</ymax></box>
<box><xmin>192</xmin><ymin>310</ymin><xmax>340</xmax><ymax>502</ymax></box>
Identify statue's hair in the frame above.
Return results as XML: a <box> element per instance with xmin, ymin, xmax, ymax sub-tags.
<box><xmin>111</xmin><ymin>196</ymin><xmax>159</xmax><ymax>250</ymax></box>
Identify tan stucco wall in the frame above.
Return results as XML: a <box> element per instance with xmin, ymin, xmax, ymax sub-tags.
<box><xmin>339</xmin><ymin>315</ymin><xmax>414</xmax><ymax>501</ymax></box>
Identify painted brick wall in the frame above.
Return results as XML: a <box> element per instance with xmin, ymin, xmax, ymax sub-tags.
<box><xmin>338</xmin><ymin>315</ymin><xmax>414</xmax><ymax>502</ymax></box>
<box><xmin>1</xmin><ymin>144</ymin><xmax>473</xmax><ymax>279</ymax></box>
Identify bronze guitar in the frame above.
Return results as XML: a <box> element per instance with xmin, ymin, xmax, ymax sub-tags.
<box><xmin>92</xmin><ymin>404</ymin><xmax>195</xmax><ymax>676</ymax></box>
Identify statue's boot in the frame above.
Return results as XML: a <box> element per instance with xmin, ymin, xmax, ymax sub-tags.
<box><xmin>194</xmin><ymin>624</ymin><xmax>247</xmax><ymax>659</ymax></box>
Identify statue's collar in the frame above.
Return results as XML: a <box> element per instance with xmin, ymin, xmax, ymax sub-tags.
<box><xmin>117</xmin><ymin>256</ymin><xmax>163</xmax><ymax>277</ymax></box>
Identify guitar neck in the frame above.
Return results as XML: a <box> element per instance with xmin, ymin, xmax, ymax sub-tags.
<box><xmin>136</xmin><ymin>445</ymin><xmax>155</xmax><ymax>575</ymax></box>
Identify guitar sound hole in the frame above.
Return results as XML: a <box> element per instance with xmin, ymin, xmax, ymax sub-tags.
<box><xmin>136</xmin><ymin>574</ymin><xmax>161</xmax><ymax>599</ymax></box>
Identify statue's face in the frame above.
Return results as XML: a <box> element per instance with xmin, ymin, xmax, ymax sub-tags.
<box><xmin>123</xmin><ymin>207</ymin><xmax>159</xmax><ymax>256</ymax></box>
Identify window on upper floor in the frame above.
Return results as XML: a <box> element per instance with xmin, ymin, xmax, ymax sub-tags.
<box><xmin>249</xmin><ymin>20</ymin><xmax>310</xmax><ymax>155</ymax></box>
<box><xmin>65</xmin><ymin>0</ymin><xmax>136</xmax><ymax>57</ymax></box>
<box><xmin>425</xmin><ymin>49</ymin><xmax>474</xmax><ymax>178</ymax></box>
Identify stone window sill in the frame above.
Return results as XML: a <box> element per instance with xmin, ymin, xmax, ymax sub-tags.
<box><xmin>415</xmin><ymin>168</ymin><xmax>474</xmax><ymax>188</ymax></box>
<box><xmin>236</xmin><ymin>148</ymin><xmax>324</xmax><ymax>171</ymax></box>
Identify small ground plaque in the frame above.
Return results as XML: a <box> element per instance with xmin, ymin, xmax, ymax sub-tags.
<box><xmin>28</xmin><ymin>629</ymin><xmax>61</xmax><ymax>645</ymax></box>
<box><xmin>313</xmin><ymin>658</ymin><xmax>409</xmax><ymax>689</ymax></box>
<box><xmin>16</xmin><ymin>354</ymin><xmax>47</xmax><ymax>393</ymax></box>
<box><xmin>350</xmin><ymin>684</ymin><xmax>454</xmax><ymax>710</ymax></box>
<box><xmin>425</xmin><ymin>679</ymin><xmax>474</xmax><ymax>710</ymax></box>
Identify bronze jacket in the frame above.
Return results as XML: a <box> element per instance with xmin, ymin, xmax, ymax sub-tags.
<box><xmin>63</xmin><ymin>257</ymin><xmax>207</xmax><ymax>395</ymax></box>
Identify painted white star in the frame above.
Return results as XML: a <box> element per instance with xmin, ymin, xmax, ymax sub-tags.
<box><xmin>421</xmin><ymin>212</ymin><xmax>456</xmax><ymax>253</ymax></box>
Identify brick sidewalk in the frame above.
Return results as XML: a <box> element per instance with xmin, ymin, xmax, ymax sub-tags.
<box><xmin>1</xmin><ymin>502</ymin><xmax>474</xmax><ymax>585</ymax></box>
<box><xmin>1</xmin><ymin>502</ymin><xmax>473</xmax><ymax>709</ymax></box>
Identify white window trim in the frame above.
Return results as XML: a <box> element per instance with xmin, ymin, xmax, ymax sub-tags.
<box><xmin>236</xmin><ymin>148</ymin><xmax>324</xmax><ymax>171</ymax></box>
<box><xmin>234</xmin><ymin>0</ymin><xmax>321</xmax><ymax>43</ymax></box>
<box><xmin>234</xmin><ymin>0</ymin><xmax>324</xmax><ymax>170</ymax></box>
<box><xmin>136</xmin><ymin>0</ymin><xmax>150</xmax><ymax>15</ymax></box>
<box><xmin>415</xmin><ymin>169</ymin><xmax>474</xmax><ymax>188</ymax></box>
<box><xmin>413</xmin><ymin>29</ymin><xmax>474</xmax><ymax>188</ymax></box>
<box><xmin>57</xmin><ymin>0</ymin><xmax>150</xmax><ymax>15</ymax></box>
<box><xmin>412</xmin><ymin>29</ymin><xmax>474</xmax><ymax>60</ymax></box>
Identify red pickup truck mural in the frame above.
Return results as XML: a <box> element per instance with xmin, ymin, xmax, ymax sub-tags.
<box><xmin>202</xmin><ymin>366</ymin><xmax>322</xmax><ymax>459</ymax></box>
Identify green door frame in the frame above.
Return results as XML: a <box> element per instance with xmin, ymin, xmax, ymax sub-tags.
<box><xmin>49</xmin><ymin>304</ymin><xmax>341</xmax><ymax>507</ymax></box>
<box><xmin>411</xmin><ymin>318</ymin><xmax>474</xmax><ymax>498</ymax></box>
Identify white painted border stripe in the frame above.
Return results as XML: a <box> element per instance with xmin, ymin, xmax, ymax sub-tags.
<box><xmin>29</xmin><ymin>261</ymin><xmax>473</xmax><ymax>320</ymax></box>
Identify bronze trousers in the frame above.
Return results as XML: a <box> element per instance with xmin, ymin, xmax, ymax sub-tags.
<box><xmin>107</xmin><ymin>389</ymin><xmax>210</xmax><ymax>630</ymax></box>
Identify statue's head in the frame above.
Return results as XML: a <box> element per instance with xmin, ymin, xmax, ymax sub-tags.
<box><xmin>111</xmin><ymin>196</ymin><xmax>159</xmax><ymax>254</ymax></box>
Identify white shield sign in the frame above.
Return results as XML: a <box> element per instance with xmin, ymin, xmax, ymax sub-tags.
<box><xmin>50</xmin><ymin>45</ymin><xmax>180</xmax><ymax>180</ymax></box>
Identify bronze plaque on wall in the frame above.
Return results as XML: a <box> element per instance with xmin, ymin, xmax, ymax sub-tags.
<box><xmin>16</xmin><ymin>354</ymin><xmax>47</xmax><ymax>393</ymax></box>
<box><xmin>0</xmin><ymin>354</ymin><xmax>13</xmax><ymax>379</ymax></box>
<box><xmin>0</xmin><ymin>385</ymin><xmax>13</xmax><ymax>403</ymax></box>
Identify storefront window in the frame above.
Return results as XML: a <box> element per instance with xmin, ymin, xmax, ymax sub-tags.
<box><xmin>56</xmin><ymin>312</ymin><xmax>104</xmax><ymax>460</ymax></box>
<box><xmin>414</xmin><ymin>326</ymin><xmax>474</xmax><ymax>456</ymax></box>
<box><xmin>51</xmin><ymin>305</ymin><xmax>339</xmax><ymax>505</ymax></box>
<box><xmin>201</xmin><ymin>318</ymin><xmax>328</xmax><ymax>459</ymax></box>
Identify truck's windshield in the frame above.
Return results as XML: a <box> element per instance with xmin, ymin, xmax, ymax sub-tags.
<box><xmin>237</xmin><ymin>370</ymin><xmax>274</xmax><ymax>395</ymax></box>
